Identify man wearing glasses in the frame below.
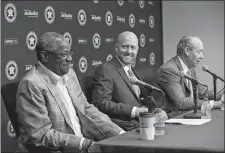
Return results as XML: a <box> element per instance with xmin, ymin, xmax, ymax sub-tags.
<box><xmin>16</xmin><ymin>32</ymin><xmax>124</xmax><ymax>153</ymax></box>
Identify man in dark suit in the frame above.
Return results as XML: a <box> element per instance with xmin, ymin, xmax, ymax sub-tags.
<box><xmin>16</xmin><ymin>32</ymin><xmax>124</xmax><ymax>153</ymax></box>
<box><xmin>92</xmin><ymin>31</ymin><xmax>154</xmax><ymax>131</ymax></box>
<box><xmin>154</xmin><ymin>36</ymin><xmax>223</xmax><ymax>118</ymax></box>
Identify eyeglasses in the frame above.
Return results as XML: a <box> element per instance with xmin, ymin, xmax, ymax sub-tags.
<box><xmin>43</xmin><ymin>50</ymin><xmax>73</xmax><ymax>59</ymax></box>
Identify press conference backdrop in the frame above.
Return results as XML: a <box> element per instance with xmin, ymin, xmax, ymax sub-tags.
<box><xmin>1</xmin><ymin>0</ymin><xmax>163</xmax><ymax>152</ymax></box>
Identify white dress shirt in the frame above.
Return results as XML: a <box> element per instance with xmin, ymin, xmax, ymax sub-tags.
<box><xmin>38</xmin><ymin>61</ymin><xmax>84</xmax><ymax>150</ymax></box>
<box><xmin>116</xmin><ymin>57</ymin><xmax>140</xmax><ymax>118</ymax></box>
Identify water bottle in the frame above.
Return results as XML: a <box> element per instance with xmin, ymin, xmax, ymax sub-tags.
<box><xmin>201</xmin><ymin>98</ymin><xmax>211</xmax><ymax>119</ymax></box>
<box><xmin>221</xmin><ymin>94</ymin><xmax>224</xmax><ymax>111</ymax></box>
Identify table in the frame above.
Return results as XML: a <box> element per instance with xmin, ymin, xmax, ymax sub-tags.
<box><xmin>95</xmin><ymin>109</ymin><xmax>224</xmax><ymax>153</ymax></box>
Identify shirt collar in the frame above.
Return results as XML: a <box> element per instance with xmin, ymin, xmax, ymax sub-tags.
<box><xmin>116</xmin><ymin>56</ymin><xmax>131</xmax><ymax>72</ymax></box>
<box><xmin>177</xmin><ymin>56</ymin><xmax>189</xmax><ymax>74</ymax></box>
<box><xmin>38</xmin><ymin>61</ymin><xmax>68</xmax><ymax>85</ymax></box>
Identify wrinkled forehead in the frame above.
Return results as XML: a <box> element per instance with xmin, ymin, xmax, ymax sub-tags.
<box><xmin>53</xmin><ymin>38</ymin><xmax>71</xmax><ymax>54</ymax></box>
<box><xmin>191</xmin><ymin>38</ymin><xmax>204</xmax><ymax>50</ymax></box>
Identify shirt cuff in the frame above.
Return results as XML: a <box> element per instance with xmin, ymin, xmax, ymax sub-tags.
<box><xmin>209</xmin><ymin>100</ymin><xmax>214</xmax><ymax>109</ymax></box>
<box><xmin>131</xmin><ymin>106</ymin><xmax>137</xmax><ymax>118</ymax></box>
<box><xmin>119</xmin><ymin>130</ymin><xmax>126</xmax><ymax>135</ymax></box>
<box><xmin>79</xmin><ymin>138</ymin><xmax>85</xmax><ymax>150</ymax></box>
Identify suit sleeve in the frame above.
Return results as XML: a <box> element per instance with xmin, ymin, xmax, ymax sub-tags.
<box><xmin>92</xmin><ymin>64</ymin><xmax>134</xmax><ymax>118</ymax></box>
<box><xmin>16</xmin><ymin>80</ymin><xmax>82</xmax><ymax>152</ymax></box>
<box><xmin>157</xmin><ymin>68</ymin><xmax>204</xmax><ymax>111</ymax></box>
<box><xmin>70</xmin><ymin>69</ymin><xmax>124</xmax><ymax>136</ymax></box>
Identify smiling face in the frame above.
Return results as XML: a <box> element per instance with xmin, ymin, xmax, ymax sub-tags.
<box><xmin>115</xmin><ymin>31</ymin><xmax>139</xmax><ymax>66</ymax></box>
<box><xmin>47</xmin><ymin>39</ymin><xmax>73</xmax><ymax>76</ymax></box>
<box><xmin>185</xmin><ymin>38</ymin><xmax>204</xmax><ymax>68</ymax></box>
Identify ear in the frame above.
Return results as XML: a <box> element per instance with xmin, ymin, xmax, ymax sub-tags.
<box><xmin>40</xmin><ymin>51</ymin><xmax>48</xmax><ymax>63</ymax></box>
<box><xmin>184</xmin><ymin>47</ymin><xmax>189</xmax><ymax>56</ymax></box>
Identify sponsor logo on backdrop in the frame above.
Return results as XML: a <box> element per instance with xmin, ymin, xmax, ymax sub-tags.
<box><xmin>149</xmin><ymin>37</ymin><xmax>155</xmax><ymax>42</ymax></box>
<box><xmin>61</xmin><ymin>12</ymin><xmax>72</xmax><ymax>20</ymax></box>
<box><xmin>128</xmin><ymin>0</ymin><xmax>135</xmax><ymax>3</ymax></box>
<box><xmin>149</xmin><ymin>52</ymin><xmax>155</xmax><ymax>65</ymax></box>
<box><xmin>26</xmin><ymin>31</ymin><xmax>37</xmax><ymax>51</ymax></box>
<box><xmin>45</xmin><ymin>6</ymin><xmax>55</xmax><ymax>24</ymax></box>
<box><xmin>129</xmin><ymin>13</ymin><xmax>135</xmax><ymax>28</ymax></box>
<box><xmin>24</xmin><ymin>9</ymin><xmax>38</xmax><ymax>18</ymax></box>
<box><xmin>105</xmin><ymin>37</ymin><xmax>114</xmax><ymax>43</ymax></box>
<box><xmin>106</xmin><ymin>54</ymin><xmax>113</xmax><ymax>62</ymax></box>
<box><xmin>93</xmin><ymin>0</ymin><xmax>99</xmax><ymax>4</ymax></box>
<box><xmin>148</xmin><ymin>1</ymin><xmax>154</xmax><ymax>5</ymax></box>
<box><xmin>25</xmin><ymin>65</ymin><xmax>33</xmax><ymax>71</ymax></box>
<box><xmin>78</xmin><ymin>9</ymin><xmax>87</xmax><ymax>26</ymax></box>
<box><xmin>116</xmin><ymin>16</ymin><xmax>125</xmax><ymax>23</ymax></box>
<box><xmin>105</xmin><ymin>11</ymin><xmax>113</xmax><ymax>26</ymax></box>
<box><xmin>139</xmin><ymin>18</ymin><xmax>146</xmax><ymax>24</ymax></box>
<box><xmin>117</xmin><ymin>0</ymin><xmax>124</xmax><ymax>6</ymax></box>
<box><xmin>140</xmin><ymin>33</ymin><xmax>146</xmax><ymax>48</ymax></box>
<box><xmin>4</xmin><ymin>38</ymin><xmax>18</xmax><ymax>45</ymax></box>
<box><xmin>139</xmin><ymin>0</ymin><xmax>145</xmax><ymax>9</ymax></box>
<box><xmin>4</xmin><ymin>3</ymin><xmax>17</xmax><ymax>23</ymax></box>
<box><xmin>93</xmin><ymin>33</ymin><xmax>101</xmax><ymax>49</ymax></box>
<box><xmin>63</xmin><ymin>32</ymin><xmax>72</xmax><ymax>46</ymax></box>
<box><xmin>79</xmin><ymin>56</ymin><xmax>88</xmax><ymax>73</ymax></box>
<box><xmin>149</xmin><ymin>15</ymin><xmax>155</xmax><ymax>28</ymax></box>
<box><xmin>92</xmin><ymin>60</ymin><xmax>102</xmax><ymax>67</ymax></box>
<box><xmin>5</xmin><ymin>60</ymin><xmax>18</xmax><ymax>81</ymax></box>
<box><xmin>140</xmin><ymin>58</ymin><xmax>147</xmax><ymax>62</ymax></box>
<box><xmin>78</xmin><ymin>38</ymin><xmax>88</xmax><ymax>44</ymax></box>
<box><xmin>7</xmin><ymin>120</ymin><xmax>16</xmax><ymax>138</ymax></box>
<box><xmin>91</xmin><ymin>14</ymin><xmax>101</xmax><ymax>22</ymax></box>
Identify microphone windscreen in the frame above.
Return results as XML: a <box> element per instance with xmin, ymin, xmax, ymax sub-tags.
<box><xmin>179</xmin><ymin>71</ymin><xmax>186</xmax><ymax>77</ymax></box>
<box><xmin>202</xmin><ymin>65</ymin><xmax>209</xmax><ymax>71</ymax></box>
<box><xmin>129</xmin><ymin>76</ymin><xmax>137</xmax><ymax>84</ymax></box>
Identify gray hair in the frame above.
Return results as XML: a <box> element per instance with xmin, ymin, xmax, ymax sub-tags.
<box><xmin>176</xmin><ymin>36</ymin><xmax>201</xmax><ymax>55</ymax></box>
<box><xmin>36</xmin><ymin>32</ymin><xmax>65</xmax><ymax>62</ymax></box>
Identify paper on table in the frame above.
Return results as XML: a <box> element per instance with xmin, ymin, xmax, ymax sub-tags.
<box><xmin>165</xmin><ymin>119</ymin><xmax>211</xmax><ymax>125</ymax></box>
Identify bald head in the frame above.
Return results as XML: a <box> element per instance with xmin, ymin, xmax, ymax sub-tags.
<box><xmin>117</xmin><ymin>31</ymin><xmax>139</xmax><ymax>46</ymax></box>
<box><xmin>115</xmin><ymin>31</ymin><xmax>139</xmax><ymax>66</ymax></box>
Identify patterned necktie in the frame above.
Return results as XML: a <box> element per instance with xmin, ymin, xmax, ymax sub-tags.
<box><xmin>187</xmin><ymin>70</ymin><xmax>194</xmax><ymax>99</ymax></box>
<box><xmin>127</xmin><ymin>68</ymin><xmax>141</xmax><ymax>99</ymax></box>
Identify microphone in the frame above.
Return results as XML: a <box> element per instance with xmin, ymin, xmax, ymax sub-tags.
<box><xmin>202</xmin><ymin>65</ymin><xmax>224</xmax><ymax>82</ymax></box>
<box><xmin>179</xmin><ymin>71</ymin><xmax>208</xmax><ymax>87</ymax></box>
<box><xmin>129</xmin><ymin>77</ymin><xmax>162</xmax><ymax>92</ymax></box>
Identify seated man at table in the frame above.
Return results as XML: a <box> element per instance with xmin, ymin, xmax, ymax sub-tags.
<box><xmin>154</xmin><ymin>36</ymin><xmax>223</xmax><ymax>118</ymax></box>
<box><xmin>16</xmin><ymin>32</ymin><xmax>125</xmax><ymax>153</ymax></box>
<box><xmin>92</xmin><ymin>31</ymin><xmax>166</xmax><ymax>131</ymax></box>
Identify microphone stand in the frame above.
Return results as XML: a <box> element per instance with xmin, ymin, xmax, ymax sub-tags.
<box><xmin>147</xmin><ymin>90</ymin><xmax>156</xmax><ymax>113</ymax></box>
<box><xmin>183</xmin><ymin>82</ymin><xmax>201</xmax><ymax>119</ymax></box>
<box><xmin>213</xmin><ymin>77</ymin><xmax>217</xmax><ymax>101</ymax></box>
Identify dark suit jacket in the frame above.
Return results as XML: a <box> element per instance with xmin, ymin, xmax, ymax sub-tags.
<box><xmin>92</xmin><ymin>58</ymin><xmax>149</xmax><ymax>130</ymax></box>
<box><xmin>154</xmin><ymin>55</ymin><xmax>221</xmax><ymax>118</ymax></box>
<box><xmin>16</xmin><ymin>64</ymin><xmax>122</xmax><ymax>152</ymax></box>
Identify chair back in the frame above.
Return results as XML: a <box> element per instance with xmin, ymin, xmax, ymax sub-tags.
<box><xmin>79</xmin><ymin>75</ymin><xmax>93</xmax><ymax>103</ymax></box>
<box><xmin>1</xmin><ymin>81</ymin><xmax>20</xmax><ymax>138</ymax></box>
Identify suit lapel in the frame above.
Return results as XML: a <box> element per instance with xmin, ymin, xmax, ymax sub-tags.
<box><xmin>36</xmin><ymin>65</ymin><xmax>74</xmax><ymax>130</ymax></box>
<box><xmin>110</xmin><ymin>58</ymin><xmax>140</xmax><ymax>100</ymax></box>
<box><xmin>173</xmin><ymin>56</ymin><xmax>190</xmax><ymax>91</ymax></box>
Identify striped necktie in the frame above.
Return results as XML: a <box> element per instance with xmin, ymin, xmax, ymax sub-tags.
<box><xmin>187</xmin><ymin>70</ymin><xmax>194</xmax><ymax>99</ymax></box>
<box><xmin>127</xmin><ymin>68</ymin><xmax>141</xmax><ymax>99</ymax></box>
